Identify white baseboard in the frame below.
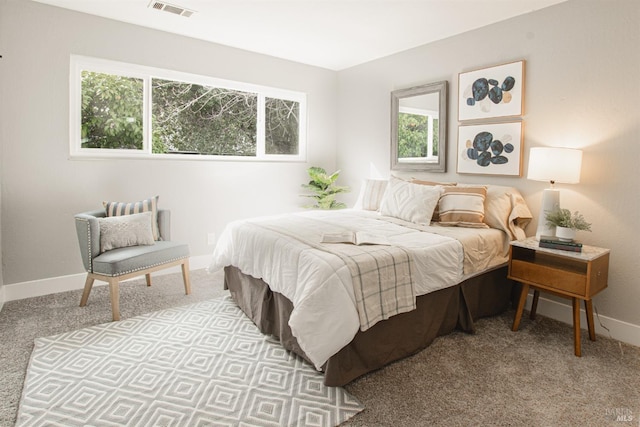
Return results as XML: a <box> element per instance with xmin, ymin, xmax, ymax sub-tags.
<box><xmin>3</xmin><ymin>254</ymin><xmax>211</xmax><ymax>302</ymax></box>
<box><xmin>523</xmin><ymin>292</ymin><xmax>640</xmax><ymax>348</ymax></box>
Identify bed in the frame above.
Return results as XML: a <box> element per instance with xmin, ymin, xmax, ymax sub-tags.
<box><xmin>209</xmin><ymin>178</ymin><xmax>533</xmax><ymax>386</ymax></box>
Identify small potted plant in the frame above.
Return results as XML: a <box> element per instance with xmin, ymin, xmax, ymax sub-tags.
<box><xmin>301</xmin><ymin>166</ymin><xmax>350</xmax><ymax>209</ymax></box>
<box><xmin>545</xmin><ymin>208</ymin><xmax>592</xmax><ymax>241</ymax></box>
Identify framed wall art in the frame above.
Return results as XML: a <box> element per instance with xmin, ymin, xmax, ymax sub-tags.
<box><xmin>457</xmin><ymin>121</ymin><xmax>523</xmax><ymax>176</ymax></box>
<box><xmin>458</xmin><ymin>60</ymin><xmax>525</xmax><ymax>122</ymax></box>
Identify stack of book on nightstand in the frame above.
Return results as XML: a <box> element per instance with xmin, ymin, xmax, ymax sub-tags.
<box><xmin>539</xmin><ymin>236</ymin><xmax>582</xmax><ymax>252</ymax></box>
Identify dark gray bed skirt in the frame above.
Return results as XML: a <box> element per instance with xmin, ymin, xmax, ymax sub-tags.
<box><xmin>224</xmin><ymin>265</ymin><xmax>516</xmax><ymax>386</ymax></box>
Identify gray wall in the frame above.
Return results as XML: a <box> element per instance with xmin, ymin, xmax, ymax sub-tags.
<box><xmin>0</xmin><ymin>0</ymin><xmax>338</xmax><ymax>284</ymax></box>
<box><xmin>336</xmin><ymin>0</ymin><xmax>640</xmax><ymax>326</ymax></box>
<box><xmin>2</xmin><ymin>0</ymin><xmax>639</xmax><ymax>330</ymax></box>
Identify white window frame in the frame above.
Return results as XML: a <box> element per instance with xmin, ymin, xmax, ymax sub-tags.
<box><xmin>69</xmin><ymin>55</ymin><xmax>307</xmax><ymax>161</ymax></box>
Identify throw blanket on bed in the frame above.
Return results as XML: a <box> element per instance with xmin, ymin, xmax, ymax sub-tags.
<box><xmin>251</xmin><ymin>217</ymin><xmax>416</xmax><ymax>331</ymax></box>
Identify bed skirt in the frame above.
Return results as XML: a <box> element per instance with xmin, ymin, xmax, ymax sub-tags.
<box><xmin>224</xmin><ymin>265</ymin><xmax>516</xmax><ymax>386</ymax></box>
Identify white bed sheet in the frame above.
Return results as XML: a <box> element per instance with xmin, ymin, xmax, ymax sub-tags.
<box><xmin>208</xmin><ymin>209</ymin><xmax>507</xmax><ymax>369</ymax></box>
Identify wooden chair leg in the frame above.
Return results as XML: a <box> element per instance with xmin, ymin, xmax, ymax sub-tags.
<box><xmin>182</xmin><ymin>259</ymin><xmax>192</xmax><ymax>295</ymax></box>
<box><xmin>79</xmin><ymin>274</ymin><xmax>95</xmax><ymax>307</ymax></box>
<box><xmin>145</xmin><ymin>273</ymin><xmax>152</xmax><ymax>287</ymax></box>
<box><xmin>109</xmin><ymin>277</ymin><xmax>121</xmax><ymax>321</ymax></box>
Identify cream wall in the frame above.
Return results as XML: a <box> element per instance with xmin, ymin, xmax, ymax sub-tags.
<box><xmin>336</xmin><ymin>0</ymin><xmax>640</xmax><ymax>326</ymax></box>
<box><xmin>0</xmin><ymin>0</ymin><xmax>338</xmax><ymax>285</ymax></box>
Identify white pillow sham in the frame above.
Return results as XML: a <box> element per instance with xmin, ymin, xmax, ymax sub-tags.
<box><xmin>379</xmin><ymin>177</ymin><xmax>443</xmax><ymax>225</ymax></box>
<box><xmin>353</xmin><ymin>179</ymin><xmax>389</xmax><ymax>211</ymax></box>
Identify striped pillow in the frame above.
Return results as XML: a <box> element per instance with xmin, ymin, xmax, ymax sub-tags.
<box><xmin>103</xmin><ymin>195</ymin><xmax>160</xmax><ymax>240</ymax></box>
<box><xmin>438</xmin><ymin>186</ymin><xmax>489</xmax><ymax>228</ymax></box>
<box><xmin>354</xmin><ymin>179</ymin><xmax>388</xmax><ymax>211</ymax></box>
<box><xmin>410</xmin><ymin>179</ymin><xmax>457</xmax><ymax>222</ymax></box>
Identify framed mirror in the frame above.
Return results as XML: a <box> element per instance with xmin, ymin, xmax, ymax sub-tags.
<box><xmin>391</xmin><ymin>81</ymin><xmax>448</xmax><ymax>172</ymax></box>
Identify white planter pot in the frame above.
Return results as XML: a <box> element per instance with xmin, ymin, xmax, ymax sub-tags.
<box><xmin>555</xmin><ymin>226</ymin><xmax>576</xmax><ymax>242</ymax></box>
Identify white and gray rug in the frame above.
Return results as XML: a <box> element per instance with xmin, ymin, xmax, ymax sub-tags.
<box><xmin>16</xmin><ymin>297</ymin><xmax>363</xmax><ymax>426</ymax></box>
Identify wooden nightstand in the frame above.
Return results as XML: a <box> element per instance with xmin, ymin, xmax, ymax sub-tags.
<box><xmin>508</xmin><ymin>237</ymin><xmax>610</xmax><ymax>356</ymax></box>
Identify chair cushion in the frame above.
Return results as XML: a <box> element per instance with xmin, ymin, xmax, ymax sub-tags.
<box><xmin>92</xmin><ymin>241</ymin><xmax>189</xmax><ymax>277</ymax></box>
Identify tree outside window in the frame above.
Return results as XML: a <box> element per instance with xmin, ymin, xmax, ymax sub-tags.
<box><xmin>73</xmin><ymin>56</ymin><xmax>306</xmax><ymax>160</ymax></box>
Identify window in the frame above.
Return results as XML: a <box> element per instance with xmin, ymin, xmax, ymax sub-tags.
<box><xmin>70</xmin><ymin>56</ymin><xmax>307</xmax><ymax>161</ymax></box>
<box><xmin>397</xmin><ymin>106</ymin><xmax>439</xmax><ymax>163</ymax></box>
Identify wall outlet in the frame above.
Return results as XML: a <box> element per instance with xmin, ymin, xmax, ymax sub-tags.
<box><xmin>207</xmin><ymin>232</ymin><xmax>216</xmax><ymax>246</ymax></box>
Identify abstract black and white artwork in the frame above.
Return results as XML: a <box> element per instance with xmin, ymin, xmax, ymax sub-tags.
<box><xmin>458</xmin><ymin>60</ymin><xmax>525</xmax><ymax>121</ymax></box>
<box><xmin>457</xmin><ymin>121</ymin><xmax>523</xmax><ymax>176</ymax></box>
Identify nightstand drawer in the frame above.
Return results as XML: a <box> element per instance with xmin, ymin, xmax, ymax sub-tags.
<box><xmin>510</xmin><ymin>259</ymin><xmax>587</xmax><ymax>296</ymax></box>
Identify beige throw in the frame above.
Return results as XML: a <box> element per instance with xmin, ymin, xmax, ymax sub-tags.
<box><xmin>251</xmin><ymin>216</ymin><xmax>416</xmax><ymax>331</ymax></box>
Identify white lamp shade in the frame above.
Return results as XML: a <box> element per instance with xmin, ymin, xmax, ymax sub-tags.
<box><xmin>527</xmin><ymin>147</ymin><xmax>583</xmax><ymax>184</ymax></box>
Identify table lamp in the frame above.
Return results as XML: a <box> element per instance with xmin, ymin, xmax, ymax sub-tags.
<box><xmin>527</xmin><ymin>147</ymin><xmax>583</xmax><ymax>240</ymax></box>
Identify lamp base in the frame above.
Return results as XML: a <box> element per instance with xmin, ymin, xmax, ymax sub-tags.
<box><xmin>535</xmin><ymin>188</ymin><xmax>560</xmax><ymax>240</ymax></box>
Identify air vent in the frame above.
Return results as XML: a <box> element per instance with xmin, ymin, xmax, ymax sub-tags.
<box><xmin>148</xmin><ymin>1</ymin><xmax>194</xmax><ymax>18</ymax></box>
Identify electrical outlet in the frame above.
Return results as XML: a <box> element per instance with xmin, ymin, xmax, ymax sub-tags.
<box><xmin>207</xmin><ymin>232</ymin><xmax>216</xmax><ymax>246</ymax></box>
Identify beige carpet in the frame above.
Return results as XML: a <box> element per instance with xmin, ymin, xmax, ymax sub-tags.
<box><xmin>2</xmin><ymin>269</ymin><xmax>639</xmax><ymax>426</ymax></box>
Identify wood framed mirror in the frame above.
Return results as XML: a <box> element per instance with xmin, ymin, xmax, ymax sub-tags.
<box><xmin>391</xmin><ymin>81</ymin><xmax>448</xmax><ymax>172</ymax></box>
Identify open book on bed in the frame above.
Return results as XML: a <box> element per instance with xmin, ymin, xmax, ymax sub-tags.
<box><xmin>321</xmin><ymin>231</ymin><xmax>390</xmax><ymax>246</ymax></box>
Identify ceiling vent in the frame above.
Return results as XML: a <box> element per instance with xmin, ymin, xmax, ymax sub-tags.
<box><xmin>148</xmin><ymin>1</ymin><xmax>194</xmax><ymax>18</ymax></box>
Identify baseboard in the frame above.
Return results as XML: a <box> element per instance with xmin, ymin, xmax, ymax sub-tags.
<box><xmin>3</xmin><ymin>254</ymin><xmax>212</xmax><ymax>303</ymax></box>
<box><xmin>524</xmin><ymin>292</ymin><xmax>640</xmax><ymax>348</ymax></box>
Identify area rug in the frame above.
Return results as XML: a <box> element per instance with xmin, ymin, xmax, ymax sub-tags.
<box><xmin>16</xmin><ymin>297</ymin><xmax>364</xmax><ymax>426</ymax></box>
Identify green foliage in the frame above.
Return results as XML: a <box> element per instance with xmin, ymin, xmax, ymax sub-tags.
<box><xmin>265</xmin><ymin>98</ymin><xmax>299</xmax><ymax>155</ymax></box>
<box><xmin>545</xmin><ymin>208</ymin><xmax>592</xmax><ymax>231</ymax></box>
<box><xmin>397</xmin><ymin>112</ymin><xmax>438</xmax><ymax>158</ymax></box>
<box><xmin>81</xmin><ymin>72</ymin><xmax>143</xmax><ymax>149</ymax></box>
<box><xmin>152</xmin><ymin>80</ymin><xmax>257</xmax><ymax>155</ymax></box>
<box><xmin>81</xmin><ymin>73</ymin><xmax>301</xmax><ymax>156</ymax></box>
<box><xmin>301</xmin><ymin>167</ymin><xmax>350</xmax><ymax>209</ymax></box>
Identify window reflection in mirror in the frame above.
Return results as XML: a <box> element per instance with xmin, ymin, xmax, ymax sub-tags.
<box><xmin>398</xmin><ymin>93</ymin><xmax>440</xmax><ymax>163</ymax></box>
<box><xmin>391</xmin><ymin>81</ymin><xmax>447</xmax><ymax>172</ymax></box>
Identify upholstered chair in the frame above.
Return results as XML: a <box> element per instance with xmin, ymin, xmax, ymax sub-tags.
<box><xmin>74</xmin><ymin>208</ymin><xmax>191</xmax><ymax>321</ymax></box>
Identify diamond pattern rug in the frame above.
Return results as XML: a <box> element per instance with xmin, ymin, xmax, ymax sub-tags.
<box><xmin>16</xmin><ymin>297</ymin><xmax>364</xmax><ymax>426</ymax></box>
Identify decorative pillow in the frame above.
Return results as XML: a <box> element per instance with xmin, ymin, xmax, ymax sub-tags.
<box><xmin>379</xmin><ymin>177</ymin><xmax>443</xmax><ymax>225</ymax></box>
<box><xmin>103</xmin><ymin>195</ymin><xmax>159</xmax><ymax>240</ymax></box>
<box><xmin>98</xmin><ymin>211</ymin><xmax>155</xmax><ymax>253</ymax></box>
<box><xmin>353</xmin><ymin>179</ymin><xmax>388</xmax><ymax>211</ymax></box>
<box><xmin>438</xmin><ymin>186</ymin><xmax>489</xmax><ymax>228</ymax></box>
<box><xmin>481</xmin><ymin>185</ymin><xmax>533</xmax><ymax>239</ymax></box>
<box><xmin>410</xmin><ymin>179</ymin><xmax>457</xmax><ymax>222</ymax></box>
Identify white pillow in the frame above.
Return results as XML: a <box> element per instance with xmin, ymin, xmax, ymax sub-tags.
<box><xmin>98</xmin><ymin>211</ymin><xmax>155</xmax><ymax>253</ymax></box>
<box><xmin>353</xmin><ymin>179</ymin><xmax>388</xmax><ymax>211</ymax></box>
<box><xmin>379</xmin><ymin>177</ymin><xmax>443</xmax><ymax>225</ymax></box>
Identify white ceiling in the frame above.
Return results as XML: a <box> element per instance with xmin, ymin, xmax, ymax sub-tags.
<box><xmin>33</xmin><ymin>0</ymin><xmax>566</xmax><ymax>70</ymax></box>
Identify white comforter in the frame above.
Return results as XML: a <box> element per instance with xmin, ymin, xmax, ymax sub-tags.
<box><xmin>208</xmin><ymin>209</ymin><xmax>504</xmax><ymax>370</ymax></box>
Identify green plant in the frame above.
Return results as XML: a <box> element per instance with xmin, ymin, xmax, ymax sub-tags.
<box><xmin>545</xmin><ymin>208</ymin><xmax>592</xmax><ymax>231</ymax></box>
<box><xmin>301</xmin><ymin>166</ymin><xmax>349</xmax><ymax>209</ymax></box>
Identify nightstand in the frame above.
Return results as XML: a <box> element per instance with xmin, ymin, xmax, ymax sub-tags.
<box><xmin>508</xmin><ymin>237</ymin><xmax>610</xmax><ymax>356</ymax></box>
